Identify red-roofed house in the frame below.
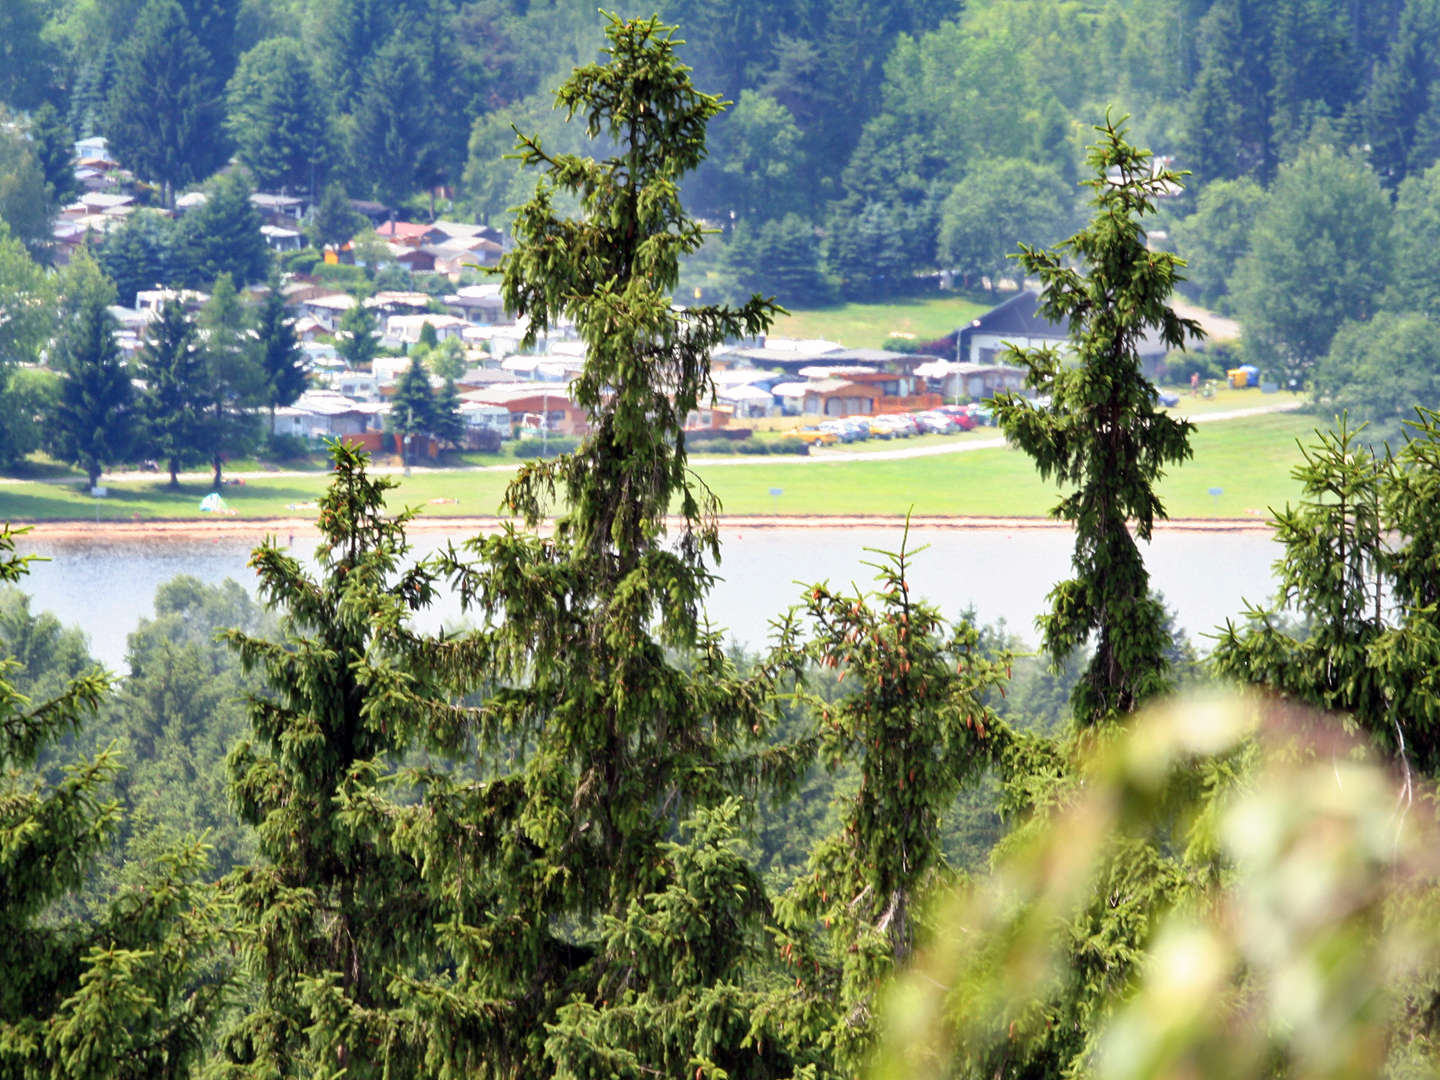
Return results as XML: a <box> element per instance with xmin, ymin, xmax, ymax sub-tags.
<box><xmin>376</xmin><ymin>221</ymin><xmax>444</xmax><ymax>247</ymax></box>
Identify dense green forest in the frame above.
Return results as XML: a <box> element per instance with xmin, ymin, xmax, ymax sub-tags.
<box><xmin>7</xmin><ymin>4</ymin><xmax>1440</xmax><ymax>1078</ymax></box>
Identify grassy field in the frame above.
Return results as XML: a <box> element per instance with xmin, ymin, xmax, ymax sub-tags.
<box><xmin>702</xmin><ymin>411</ymin><xmax>1318</xmax><ymax>519</ymax></box>
<box><xmin>767</xmin><ymin>293</ymin><xmax>991</xmax><ymax>348</ymax></box>
<box><xmin>0</xmin><ymin>409</ymin><xmax>1326</xmax><ymax>526</ymax></box>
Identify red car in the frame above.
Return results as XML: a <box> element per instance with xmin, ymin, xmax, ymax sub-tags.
<box><xmin>935</xmin><ymin>405</ymin><xmax>977</xmax><ymax>431</ymax></box>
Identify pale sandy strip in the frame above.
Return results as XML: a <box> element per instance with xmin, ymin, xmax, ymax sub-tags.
<box><xmin>17</xmin><ymin>513</ymin><xmax>1274</xmax><ymax>544</ymax></box>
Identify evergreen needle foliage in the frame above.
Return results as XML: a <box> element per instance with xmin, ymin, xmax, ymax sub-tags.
<box><xmin>215</xmin><ymin>441</ymin><xmax>448</xmax><ymax>1079</ymax></box>
<box><xmin>0</xmin><ymin>524</ymin><xmax>226</xmax><ymax>1079</ymax></box>
<box><xmin>763</xmin><ymin>528</ymin><xmax>1014</xmax><ymax>1072</ymax></box>
<box><xmin>993</xmin><ymin>114</ymin><xmax>1200</xmax><ymax>727</ymax></box>
<box><xmin>1214</xmin><ymin>409</ymin><xmax>1440</xmax><ymax>775</ymax></box>
<box><xmin>379</xmin><ymin>15</ymin><xmax>809</xmax><ymax>1076</ymax></box>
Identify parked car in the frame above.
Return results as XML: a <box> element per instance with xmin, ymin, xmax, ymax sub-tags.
<box><xmin>935</xmin><ymin>405</ymin><xmax>978</xmax><ymax>431</ymax></box>
<box><xmin>964</xmin><ymin>403</ymin><xmax>996</xmax><ymax>426</ymax></box>
<box><xmin>915</xmin><ymin>412</ymin><xmax>958</xmax><ymax>434</ymax></box>
<box><xmin>875</xmin><ymin>414</ymin><xmax>918</xmax><ymax>437</ymax></box>
<box><xmin>819</xmin><ymin>419</ymin><xmax>861</xmax><ymax>443</ymax></box>
<box><xmin>1155</xmin><ymin>388</ymin><xmax>1181</xmax><ymax>407</ymax></box>
<box><xmin>781</xmin><ymin>427</ymin><xmax>839</xmax><ymax>446</ymax></box>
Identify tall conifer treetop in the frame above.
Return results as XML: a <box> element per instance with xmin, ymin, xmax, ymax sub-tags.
<box><xmin>993</xmin><ymin>114</ymin><xmax>1200</xmax><ymax>726</ymax></box>
<box><xmin>399</xmin><ymin>17</ymin><xmax>803</xmax><ymax>1075</ymax></box>
<box><xmin>500</xmin><ymin>13</ymin><xmax>779</xmax><ymax>589</ymax></box>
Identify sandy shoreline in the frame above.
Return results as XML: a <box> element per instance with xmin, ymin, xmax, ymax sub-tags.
<box><xmin>15</xmin><ymin>513</ymin><xmax>1275</xmax><ymax>543</ymax></box>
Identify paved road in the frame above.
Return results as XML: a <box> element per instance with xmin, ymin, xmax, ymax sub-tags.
<box><xmin>28</xmin><ymin>399</ymin><xmax>1307</xmax><ymax>486</ymax></box>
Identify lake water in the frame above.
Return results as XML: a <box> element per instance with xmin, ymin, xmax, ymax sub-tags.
<box><xmin>14</xmin><ymin>526</ymin><xmax>1283</xmax><ymax>670</ymax></box>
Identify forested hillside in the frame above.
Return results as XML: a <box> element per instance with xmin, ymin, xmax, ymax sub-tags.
<box><xmin>3</xmin><ymin>1</ymin><xmax>1440</xmax><ymax>436</ymax></box>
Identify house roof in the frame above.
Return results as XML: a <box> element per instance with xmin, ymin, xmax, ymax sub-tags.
<box><xmin>469</xmin><ymin>382</ymin><xmax>578</xmax><ymax>407</ymax></box>
<box><xmin>800</xmin><ymin>380</ymin><xmax>852</xmax><ymax>397</ymax></box>
<box><xmin>364</xmin><ymin>291</ymin><xmax>432</xmax><ymax>310</ymax></box>
<box><xmin>716</xmin><ymin>384</ymin><xmax>776</xmax><ymax>403</ymax></box>
<box><xmin>377</xmin><ymin>220</ymin><xmax>439</xmax><ymax>242</ymax></box>
<box><xmin>456</xmin><ymin>367</ymin><xmax>518</xmax><ymax>386</ymax></box>
<box><xmin>304</xmin><ymin>294</ymin><xmax>359</xmax><ymax>312</ymax></box>
<box><xmin>967</xmin><ymin>291</ymin><xmax>1066</xmax><ymax>338</ymax></box>
<box><xmin>961</xmin><ymin>289</ymin><xmax>1198</xmax><ymax>357</ymax></box>
<box><xmin>821</xmin><ymin>347</ymin><xmax>918</xmax><ymax>365</ymax></box>
<box><xmin>386</xmin><ymin>313</ymin><xmax>469</xmax><ymax>331</ymax></box>
<box><xmin>797</xmin><ymin>365</ymin><xmax>879</xmax><ymax>380</ymax></box>
<box><xmin>455</xmin><ymin>283</ymin><xmax>503</xmax><ymax>300</ymax></box>
<box><xmin>251</xmin><ymin>193</ymin><xmax>303</xmax><ymax>210</ymax></box>
<box><xmin>711</xmin><ymin>368</ymin><xmax>780</xmax><ymax>387</ymax></box>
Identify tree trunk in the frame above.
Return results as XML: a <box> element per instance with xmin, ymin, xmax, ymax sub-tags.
<box><xmin>168</xmin><ymin>457</ymin><xmax>180</xmax><ymax>488</ymax></box>
<box><xmin>212</xmin><ymin>454</ymin><xmax>223</xmax><ymax>488</ymax></box>
<box><xmin>88</xmin><ymin>464</ymin><xmax>101</xmax><ymax>490</ymax></box>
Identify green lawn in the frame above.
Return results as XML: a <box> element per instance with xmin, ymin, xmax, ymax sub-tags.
<box><xmin>767</xmin><ymin>293</ymin><xmax>991</xmax><ymax>348</ymax></box>
<box><xmin>0</xmin><ymin>410</ymin><xmax>1326</xmax><ymax>525</ymax></box>
<box><xmin>701</xmin><ymin>411</ymin><xmax>1318</xmax><ymax>519</ymax></box>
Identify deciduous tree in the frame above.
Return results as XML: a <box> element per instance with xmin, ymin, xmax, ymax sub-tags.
<box><xmin>1233</xmin><ymin>142</ymin><xmax>1390</xmax><ymax>386</ymax></box>
<box><xmin>938</xmin><ymin>156</ymin><xmax>1075</xmax><ymax>292</ymax></box>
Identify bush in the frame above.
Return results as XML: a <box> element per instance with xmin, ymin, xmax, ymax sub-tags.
<box><xmin>280</xmin><ymin>249</ymin><xmax>322</xmax><ymax>275</ymax></box>
<box><xmin>737</xmin><ymin>439</ymin><xmax>808</xmax><ymax>455</ymax></box>
<box><xmin>313</xmin><ymin>263</ymin><xmax>369</xmax><ymax>289</ymax></box>
<box><xmin>1154</xmin><ymin>343</ymin><xmax>1235</xmax><ymax>387</ymax></box>
<box><xmin>513</xmin><ymin>435</ymin><xmax>579</xmax><ymax>459</ymax></box>
<box><xmin>469</xmin><ymin>428</ymin><xmax>503</xmax><ymax>454</ymax></box>
<box><xmin>261</xmin><ymin>433</ymin><xmax>314</xmax><ymax>462</ymax></box>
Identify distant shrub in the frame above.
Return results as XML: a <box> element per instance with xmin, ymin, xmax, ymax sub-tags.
<box><xmin>262</xmin><ymin>433</ymin><xmax>313</xmax><ymax>462</ymax></box>
<box><xmin>513</xmin><ymin>435</ymin><xmax>579</xmax><ymax>459</ymax></box>
<box><xmin>280</xmin><ymin>249</ymin><xmax>321</xmax><ymax>275</ymax></box>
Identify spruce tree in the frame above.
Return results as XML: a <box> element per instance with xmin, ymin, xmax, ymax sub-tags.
<box><xmin>253</xmin><ymin>279</ymin><xmax>307</xmax><ymax>428</ymax></box>
<box><xmin>431</xmin><ymin>376</ymin><xmax>465</xmax><ymax>449</ymax></box>
<box><xmin>106</xmin><ymin>0</ymin><xmax>225</xmax><ymax>204</ymax></box>
<box><xmin>388</xmin><ymin>353</ymin><xmax>435</xmax><ymax>464</ymax></box>
<box><xmin>1213</xmin><ymin>411</ymin><xmax>1440</xmax><ymax>775</ymax></box>
<box><xmin>765</xmin><ymin>534</ymin><xmax>1013</xmax><ymax>1073</ymax></box>
<box><xmin>137</xmin><ymin>299</ymin><xmax>208</xmax><ymax>487</ymax></box>
<box><xmin>336</xmin><ymin>301</ymin><xmax>377</xmax><ymax>369</ymax></box>
<box><xmin>214</xmin><ymin>442</ymin><xmax>447</xmax><ymax>1079</ymax></box>
<box><xmin>356</xmin><ymin>15</ymin><xmax>795</xmax><ymax>1076</ymax></box>
<box><xmin>51</xmin><ymin>252</ymin><xmax>137</xmax><ymax>490</ymax></box>
<box><xmin>992</xmin><ymin>114</ymin><xmax>1199</xmax><ymax>727</ymax></box>
<box><xmin>197</xmin><ymin>273</ymin><xmax>266</xmax><ymax>487</ymax></box>
<box><xmin>0</xmin><ymin>526</ymin><xmax>227</xmax><ymax>1079</ymax></box>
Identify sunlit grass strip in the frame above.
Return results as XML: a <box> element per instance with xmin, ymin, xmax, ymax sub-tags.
<box><xmin>0</xmin><ymin>412</ymin><xmax>1320</xmax><ymax>524</ymax></box>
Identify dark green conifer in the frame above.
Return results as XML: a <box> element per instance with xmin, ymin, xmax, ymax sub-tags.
<box><xmin>993</xmin><ymin>114</ymin><xmax>1199</xmax><ymax>727</ymax></box>
<box><xmin>137</xmin><ymin>299</ymin><xmax>207</xmax><ymax>486</ymax></box>
<box><xmin>215</xmin><ymin>442</ymin><xmax>446</xmax><ymax>1079</ymax></box>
